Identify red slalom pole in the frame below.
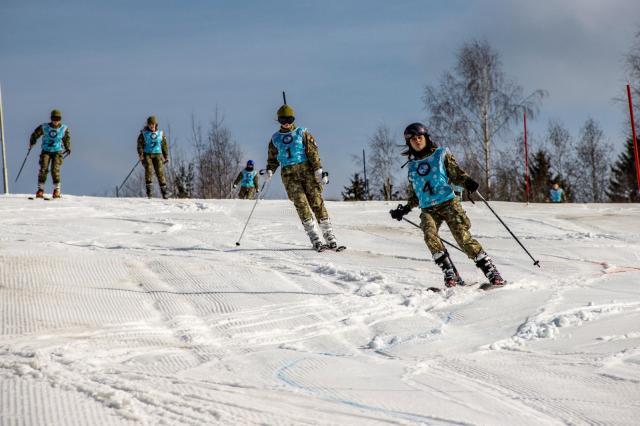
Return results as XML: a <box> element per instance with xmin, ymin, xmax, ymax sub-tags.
<box><xmin>524</xmin><ymin>110</ymin><xmax>530</xmax><ymax>203</ymax></box>
<box><xmin>627</xmin><ymin>84</ymin><xmax>640</xmax><ymax>194</ymax></box>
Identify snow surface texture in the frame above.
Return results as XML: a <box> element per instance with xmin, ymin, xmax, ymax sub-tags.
<box><xmin>1</xmin><ymin>195</ymin><xmax>639</xmax><ymax>425</ymax></box>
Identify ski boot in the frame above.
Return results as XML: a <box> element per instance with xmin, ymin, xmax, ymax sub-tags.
<box><xmin>475</xmin><ymin>252</ymin><xmax>505</xmax><ymax>288</ymax></box>
<box><xmin>160</xmin><ymin>185</ymin><xmax>169</xmax><ymax>200</ymax></box>
<box><xmin>52</xmin><ymin>188</ymin><xmax>61</xmax><ymax>199</ymax></box>
<box><xmin>145</xmin><ymin>183</ymin><xmax>153</xmax><ymax>199</ymax></box>
<box><xmin>318</xmin><ymin>218</ymin><xmax>338</xmax><ymax>250</ymax></box>
<box><xmin>434</xmin><ymin>251</ymin><xmax>465</xmax><ymax>287</ymax></box>
<box><xmin>35</xmin><ymin>189</ymin><xmax>45</xmax><ymax>199</ymax></box>
<box><xmin>303</xmin><ymin>219</ymin><xmax>325</xmax><ymax>251</ymax></box>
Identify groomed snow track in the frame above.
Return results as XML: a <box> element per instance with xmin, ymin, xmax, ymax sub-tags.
<box><xmin>1</xmin><ymin>195</ymin><xmax>639</xmax><ymax>425</ymax></box>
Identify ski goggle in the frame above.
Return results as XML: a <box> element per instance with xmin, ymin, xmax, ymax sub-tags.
<box><xmin>278</xmin><ymin>116</ymin><xmax>295</xmax><ymax>125</ymax></box>
<box><xmin>404</xmin><ymin>131</ymin><xmax>427</xmax><ymax>141</ymax></box>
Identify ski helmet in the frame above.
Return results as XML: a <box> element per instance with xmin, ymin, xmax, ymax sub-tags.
<box><xmin>403</xmin><ymin>122</ymin><xmax>429</xmax><ymax>141</ymax></box>
<box><xmin>50</xmin><ymin>109</ymin><xmax>62</xmax><ymax>120</ymax></box>
<box><xmin>247</xmin><ymin>160</ymin><xmax>254</xmax><ymax>167</ymax></box>
<box><xmin>277</xmin><ymin>104</ymin><xmax>295</xmax><ymax>118</ymax></box>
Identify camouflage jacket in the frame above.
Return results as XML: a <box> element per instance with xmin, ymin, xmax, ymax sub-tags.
<box><xmin>137</xmin><ymin>127</ymin><xmax>169</xmax><ymax>157</ymax></box>
<box><xmin>29</xmin><ymin>123</ymin><xmax>71</xmax><ymax>150</ymax></box>
<box><xmin>266</xmin><ymin>126</ymin><xmax>322</xmax><ymax>174</ymax></box>
<box><xmin>406</xmin><ymin>146</ymin><xmax>471</xmax><ymax>209</ymax></box>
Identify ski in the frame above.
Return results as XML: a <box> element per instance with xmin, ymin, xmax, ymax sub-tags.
<box><xmin>28</xmin><ymin>197</ymin><xmax>51</xmax><ymax>201</ymax></box>
<box><xmin>426</xmin><ymin>281</ymin><xmax>486</xmax><ymax>293</ymax></box>
<box><xmin>479</xmin><ymin>281</ymin><xmax>507</xmax><ymax>291</ymax></box>
<box><xmin>317</xmin><ymin>244</ymin><xmax>347</xmax><ymax>252</ymax></box>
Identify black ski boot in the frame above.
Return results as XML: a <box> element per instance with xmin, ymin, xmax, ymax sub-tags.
<box><xmin>475</xmin><ymin>252</ymin><xmax>505</xmax><ymax>288</ymax></box>
<box><xmin>146</xmin><ymin>183</ymin><xmax>153</xmax><ymax>199</ymax></box>
<box><xmin>161</xmin><ymin>185</ymin><xmax>169</xmax><ymax>200</ymax></box>
<box><xmin>434</xmin><ymin>251</ymin><xmax>465</xmax><ymax>288</ymax></box>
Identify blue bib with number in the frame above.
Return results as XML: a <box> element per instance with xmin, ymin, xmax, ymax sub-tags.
<box><xmin>42</xmin><ymin>123</ymin><xmax>67</xmax><ymax>152</ymax></box>
<box><xmin>550</xmin><ymin>188</ymin><xmax>564</xmax><ymax>202</ymax></box>
<box><xmin>408</xmin><ymin>147</ymin><xmax>455</xmax><ymax>208</ymax></box>
<box><xmin>271</xmin><ymin>127</ymin><xmax>307</xmax><ymax>167</ymax></box>
<box><xmin>143</xmin><ymin>130</ymin><xmax>163</xmax><ymax>154</ymax></box>
<box><xmin>241</xmin><ymin>169</ymin><xmax>257</xmax><ymax>187</ymax></box>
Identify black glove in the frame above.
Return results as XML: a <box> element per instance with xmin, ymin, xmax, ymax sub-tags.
<box><xmin>390</xmin><ymin>203</ymin><xmax>411</xmax><ymax>221</ymax></box>
<box><xmin>464</xmin><ymin>178</ymin><xmax>479</xmax><ymax>193</ymax></box>
<box><xmin>63</xmin><ymin>149</ymin><xmax>71</xmax><ymax>157</ymax></box>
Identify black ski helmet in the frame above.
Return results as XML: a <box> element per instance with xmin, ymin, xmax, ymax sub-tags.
<box><xmin>403</xmin><ymin>122</ymin><xmax>429</xmax><ymax>141</ymax></box>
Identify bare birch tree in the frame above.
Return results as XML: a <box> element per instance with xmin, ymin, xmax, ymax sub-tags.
<box><xmin>191</xmin><ymin>109</ymin><xmax>242</xmax><ymax>199</ymax></box>
<box><xmin>367</xmin><ymin>125</ymin><xmax>400</xmax><ymax>200</ymax></box>
<box><xmin>575</xmin><ymin>118</ymin><xmax>611</xmax><ymax>202</ymax></box>
<box><xmin>423</xmin><ymin>39</ymin><xmax>546</xmax><ymax>198</ymax></box>
<box><xmin>546</xmin><ymin>120</ymin><xmax>575</xmax><ymax>182</ymax></box>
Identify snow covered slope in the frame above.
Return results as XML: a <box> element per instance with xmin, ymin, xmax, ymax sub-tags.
<box><xmin>1</xmin><ymin>195</ymin><xmax>639</xmax><ymax>425</ymax></box>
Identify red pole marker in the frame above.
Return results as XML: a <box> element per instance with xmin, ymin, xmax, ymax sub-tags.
<box><xmin>524</xmin><ymin>110</ymin><xmax>530</xmax><ymax>203</ymax></box>
<box><xmin>627</xmin><ymin>84</ymin><xmax>640</xmax><ymax>194</ymax></box>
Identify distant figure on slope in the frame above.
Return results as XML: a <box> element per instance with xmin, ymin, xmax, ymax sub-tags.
<box><xmin>390</xmin><ymin>122</ymin><xmax>505</xmax><ymax>288</ymax></box>
<box><xmin>137</xmin><ymin>116</ymin><xmax>169</xmax><ymax>199</ymax></box>
<box><xmin>29</xmin><ymin>109</ymin><xmax>71</xmax><ymax>199</ymax></box>
<box><xmin>233</xmin><ymin>160</ymin><xmax>259</xmax><ymax>199</ymax></box>
<box><xmin>549</xmin><ymin>182</ymin><xmax>566</xmax><ymax>203</ymax></box>
<box><xmin>265</xmin><ymin>103</ymin><xmax>340</xmax><ymax>251</ymax></box>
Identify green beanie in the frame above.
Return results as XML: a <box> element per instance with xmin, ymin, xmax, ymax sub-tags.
<box><xmin>50</xmin><ymin>109</ymin><xmax>62</xmax><ymax>120</ymax></box>
<box><xmin>277</xmin><ymin>104</ymin><xmax>295</xmax><ymax>118</ymax></box>
<box><xmin>147</xmin><ymin>116</ymin><xmax>157</xmax><ymax>125</ymax></box>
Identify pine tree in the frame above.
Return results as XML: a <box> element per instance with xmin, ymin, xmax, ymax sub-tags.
<box><xmin>523</xmin><ymin>148</ymin><xmax>573</xmax><ymax>202</ymax></box>
<box><xmin>525</xmin><ymin>149</ymin><xmax>554</xmax><ymax>202</ymax></box>
<box><xmin>607</xmin><ymin>137</ymin><xmax>640</xmax><ymax>202</ymax></box>
<box><xmin>342</xmin><ymin>173</ymin><xmax>367</xmax><ymax>201</ymax></box>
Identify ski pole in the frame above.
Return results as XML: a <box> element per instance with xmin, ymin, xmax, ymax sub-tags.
<box><xmin>474</xmin><ymin>191</ymin><xmax>541</xmax><ymax>267</ymax></box>
<box><xmin>235</xmin><ymin>174</ymin><xmax>272</xmax><ymax>246</ymax></box>
<box><xmin>116</xmin><ymin>160</ymin><xmax>140</xmax><ymax>197</ymax></box>
<box><xmin>15</xmin><ymin>147</ymin><xmax>32</xmax><ymax>183</ymax></box>
<box><xmin>401</xmin><ymin>216</ymin><xmax>465</xmax><ymax>254</ymax></box>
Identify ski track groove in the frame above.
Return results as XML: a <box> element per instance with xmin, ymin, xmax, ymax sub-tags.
<box><xmin>2</xmin><ymin>197</ymin><xmax>640</xmax><ymax>424</ymax></box>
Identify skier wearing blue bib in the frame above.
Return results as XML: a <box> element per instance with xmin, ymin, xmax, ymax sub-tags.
<box><xmin>265</xmin><ymin>104</ymin><xmax>340</xmax><ymax>251</ymax></box>
<box><xmin>549</xmin><ymin>183</ymin><xmax>566</xmax><ymax>203</ymax></box>
<box><xmin>136</xmin><ymin>116</ymin><xmax>169</xmax><ymax>199</ymax></box>
<box><xmin>233</xmin><ymin>160</ymin><xmax>260</xmax><ymax>199</ymax></box>
<box><xmin>390</xmin><ymin>123</ymin><xmax>505</xmax><ymax>288</ymax></box>
<box><xmin>28</xmin><ymin>109</ymin><xmax>71</xmax><ymax>199</ymax></box>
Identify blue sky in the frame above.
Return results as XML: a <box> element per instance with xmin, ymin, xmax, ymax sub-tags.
<box><xmin>1</xmin><ymin>0</ymin><xmax>638</xmax><ymax>198</ymax></box>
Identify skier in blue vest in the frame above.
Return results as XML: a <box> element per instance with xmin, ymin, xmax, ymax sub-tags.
<box><xmin>549</xmin><ymin>183</ymin><xmax>566</xmax><ymax>203</ymax></box>
<box><xmin>233</xmin><ymin>160</ymin><xmax>259</xmax><ymax>199</ymax></box>
<box><xmin>265</xmin><ymin>103</ymin><xmax>340</xmax><ymax>251</ymax></box>
<box><xmin>28</xmin><ymin>109</ymin><xmax>71</xmax><ymax>199</ymax></box>
<box><xmin>137</xmin><ymin>116</ymin><xmax>169</xmax><ymax>199</ymax></box>
<box><xmin>390</xmin><ymin>123</ymin><xmax>505</xmax><ymax>288</ymax></box>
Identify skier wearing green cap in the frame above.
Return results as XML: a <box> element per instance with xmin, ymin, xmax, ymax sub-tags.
<box><xmin>28</xmin><ymin>109</ymin><xmax>71</xmax><ymax>199</ymax></box>
<box><xmin>265</xmin><ymin>104</ymin><xmax>342</xmax><ymax>251</ymax></box>
<box><xmin>137</xmin><ymin>116</ymin><xmax>169</xmax><ymax>199</ymax></box>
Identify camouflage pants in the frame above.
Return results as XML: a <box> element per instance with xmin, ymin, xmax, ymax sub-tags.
<box><xmin>38</xmin><ymin>151</ymin><xmax>64</xmax><ymax>184</ymax></box>
<box><xmin>238</xmin><ymin>187</ymin><xmax>256</xmax><ymax>199</ymax></box>
<box><xmin>143</xmin><ymin>154</ymin><xmax>166</xmax><ymax>187</ymax></box>
<box><xmin>281</xmin><ymin>163</ymin><xmax>328</xmax><ymax>223</ymax></box>
<box><xmin>420</xmin><ymin>198</ymin><xmax>484</xmax><ymax>259</ymax></box>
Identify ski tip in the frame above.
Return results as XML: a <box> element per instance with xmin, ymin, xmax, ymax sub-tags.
<box><xmin>235</xmin><ymin>242</ymin><xmax>240</xmax><ymax>246</ymax></box>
